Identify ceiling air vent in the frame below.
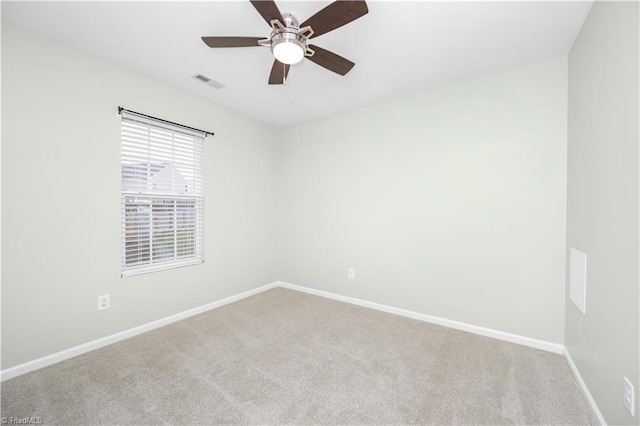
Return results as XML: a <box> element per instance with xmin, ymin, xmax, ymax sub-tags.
<box><xmin>192</xmin><ymin>73</ymin><xmax>226</xmax><ymax>90</ymax></box>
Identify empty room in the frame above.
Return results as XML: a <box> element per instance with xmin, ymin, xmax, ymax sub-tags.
<box><xmin>1</xmin><ymin>0</ymin><xmax>638</xmax><ymax>425</ymax></box>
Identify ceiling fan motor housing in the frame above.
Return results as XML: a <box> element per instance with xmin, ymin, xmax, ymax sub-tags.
<box><xmin>279</xmin><ymin>13</ymin><xmax>299</xmax><ymax>28</ymax></box>
<box><xmin>268</xmin><ymin>13</ymin><xmax>315</xmax><ymax>63</ymax></box>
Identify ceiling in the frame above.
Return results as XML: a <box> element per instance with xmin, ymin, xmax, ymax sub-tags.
<box><xmin>2</xmin><ymin>1</ymin><xmax>593</xmax><ymax>127</ymax></box>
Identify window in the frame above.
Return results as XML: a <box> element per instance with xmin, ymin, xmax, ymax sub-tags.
<box><xmin>120</xmin><ymin>110</ymin><xmax>204</xmax><ymax>277</ymax></box>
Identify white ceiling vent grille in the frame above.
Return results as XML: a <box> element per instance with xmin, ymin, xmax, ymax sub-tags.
<box><xmin>192</xmin><ymin>73</ymin><xmax>226</xmax><ymax>90</ymax></box>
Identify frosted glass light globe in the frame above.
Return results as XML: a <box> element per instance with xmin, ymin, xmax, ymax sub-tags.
<box><xmin>272</xmin><ymin>39</ymin><xmax>304</xmax><ymax>65</ymax></box>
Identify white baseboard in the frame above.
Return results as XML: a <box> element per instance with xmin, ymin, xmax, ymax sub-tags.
<box><xmin>0</xmin><ymin>282</ymin><xmax>279</xmax><ymax>382</ymax></box>
<box><xmin>276</xmin><ymin>281</ymin><xmax>565</xmax><ymax>354</ymax></box>
<box><xmin>564</xmin><ymin>348</ymin><xmax>607</xmax><ymax>425</ymax></box>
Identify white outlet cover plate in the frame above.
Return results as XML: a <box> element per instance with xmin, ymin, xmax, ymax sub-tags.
<box><xmin>98</xmin><ymin>295</ymin><xmax>110</xmax><ymax>311</ymax></box>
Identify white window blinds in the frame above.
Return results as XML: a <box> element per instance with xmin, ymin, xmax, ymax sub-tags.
<box><xmin>120</xmin><ymin>110</ymin><xmax>205</xmax><ymax>277</ymax></box>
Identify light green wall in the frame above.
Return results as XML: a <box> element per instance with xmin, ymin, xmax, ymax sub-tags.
<box><xmin>277</xmin><ymin>57</ymin><xmax>569</xmax><ymax>344</ymax></box>
<box><xmin>1</xmin><ymin>23</ymin><xmax>280</xmax><ymax>369</ymax></box>
<box><xmin>566</xmin><ymin>1</ymin><xmax>640</xmax><ymax>425</ymax></box>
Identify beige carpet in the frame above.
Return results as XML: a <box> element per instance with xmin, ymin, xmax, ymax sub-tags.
<box><xmin>1</xmin><ymin>287</ymin><xmax>597</xmax><ymax>425</ymax></box>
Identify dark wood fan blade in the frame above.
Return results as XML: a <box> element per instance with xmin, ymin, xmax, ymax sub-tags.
<box><xmin>301</xmin><ymin>1</ymin><xmax>368</xmax><ymax>39</ymax></box>
<box><xmin>201</xmin><ymin>36</ymin><xmax>264</xmax><ymax>48</ymax></box>
<box><xmin>250</xmin><ymin>0</ymin><xmax>284</xmax><ymax>26</ymax></box>
<box><xmin>307</xmin><ymin>45</ymin><xmax>355</xmax><ymax>75</ymax></box>
<box><xmin>268</xmin><ymin>60</ymin><xmax>290</xmax><ymax>85</ymax></box>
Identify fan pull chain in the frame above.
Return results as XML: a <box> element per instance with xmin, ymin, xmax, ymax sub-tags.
<box><xmin>289</xmin><ymin>66</ymin><xmax>294</xmax><ymax>104</ymax></box>
<box><xmin>283</xmin><ymin>62</ymin><xmax>286</xmax><ymax>85</ymax></box>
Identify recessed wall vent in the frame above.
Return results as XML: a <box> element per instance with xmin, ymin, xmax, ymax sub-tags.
<box><xmin>192</xmin><ymin>73</ymin><xmax>226</xmax><ymax>90</ymax></box>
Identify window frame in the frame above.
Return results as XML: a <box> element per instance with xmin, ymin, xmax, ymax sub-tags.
<box><xmin>120</xmin><ymin>111</ymin><xmax>205</xmax><ymax>277</ymax></box>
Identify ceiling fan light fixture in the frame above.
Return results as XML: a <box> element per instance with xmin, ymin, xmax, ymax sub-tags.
<box><xmin>271</xmin><ymin>33</ymin><xmax>305</xmax><ymax>65</ymax></box>
<box><xmin>201</xmin><ymin>0</ymin><xmax>368</xmax><ymax>85</ymax></box>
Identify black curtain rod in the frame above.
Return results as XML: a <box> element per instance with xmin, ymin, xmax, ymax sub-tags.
<box><xmin>118</xmin><ymin>107</ymin><xmax>214</xmax><ymax>137</ymax></box>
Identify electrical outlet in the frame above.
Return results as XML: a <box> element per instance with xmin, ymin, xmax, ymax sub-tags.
<box><xmin>624</xmin><ymin>377</ymin><xmax>635</xmax><ymax>416</ymax></box>
<box><xmin>348</xmin><ymin>268</ymin><xmax>355</xmax><ymax>279</ymax></box>
<box><xmin>98</xmin><ymin>295</ymin><xmax>110</xmax><ymax>311</ymax></box>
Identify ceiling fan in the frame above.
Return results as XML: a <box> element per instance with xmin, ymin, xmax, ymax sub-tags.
<box><xmin>201</xmin><ymin>0</ymin><xmax>368</xmax><ymax>85</ymax></box>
